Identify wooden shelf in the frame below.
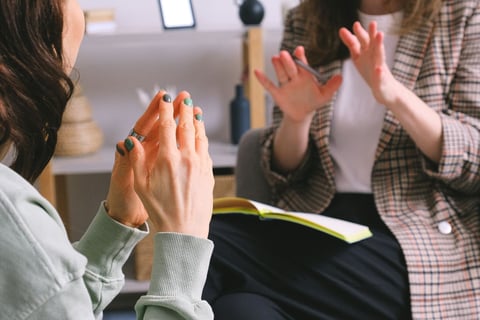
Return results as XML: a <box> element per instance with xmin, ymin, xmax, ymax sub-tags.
<box><xmin>51</xmin><ymin>141</ymin><xmax>238</xmax><ymax>175</ymax></box>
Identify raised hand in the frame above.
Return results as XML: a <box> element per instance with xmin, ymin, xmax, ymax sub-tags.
<box><xmin>114</xmin><ymin>91</ymin><xmax>214</xmax><ymax>238</ymax></box>
<box><xmin>105</xmin><ymin>92</ymin><xmax>167</xmax><ymax>228</ymax></box>
<box><xmin>339</xmin><ymin>21</ymin><xmax>400</xmax><ymax>107</ymax></box>
<box><xmin>254</xmin><ymin>46</ymin><xmax>342</xmax><ymax>124</ymax></box>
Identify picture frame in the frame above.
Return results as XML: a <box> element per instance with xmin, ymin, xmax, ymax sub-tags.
<box><xmin>158</xmin><ymin>0</ymin><xmax>196</xmax><ymax>30</ymax></box>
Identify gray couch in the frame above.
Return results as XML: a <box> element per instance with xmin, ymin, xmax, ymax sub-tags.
<box><xmin>235</xmin><ymin>128</ymin><xmax>273</xmax><ymax>204</ymax></box>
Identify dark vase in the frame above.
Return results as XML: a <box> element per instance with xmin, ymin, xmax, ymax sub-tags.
<box><xmin>238</xmin><ymin>0</ymin><xmax>265</xmax><ymax>26</ymax></box>
<box><xmin>230</xmin><ymin>84</ymin><xmax>251</xmax><ymax>145</ymax></box>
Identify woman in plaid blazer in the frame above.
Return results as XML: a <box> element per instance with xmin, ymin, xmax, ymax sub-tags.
<box><xmin>204</xmin><ymin>0</ymin><xmax>480</xmax><ymax>319</ymax></box>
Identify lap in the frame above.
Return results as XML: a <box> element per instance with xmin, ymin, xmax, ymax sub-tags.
<box><xmin>203</xmin><ymin>194</ymin><xmax>411</xmax><ymax>320</ymax></box>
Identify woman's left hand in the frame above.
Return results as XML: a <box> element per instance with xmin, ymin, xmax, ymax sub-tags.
<box><xmin>339</xmin><ymin>21</ymin><xmax>400</xmax><ymax>107</ymax></box>
<box><xmin>104</xmin><ymin>92</ymin><xmax>167</xmax><ymax>228</ymax></box>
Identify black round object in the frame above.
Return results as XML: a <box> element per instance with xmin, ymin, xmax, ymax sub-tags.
<box><xmin>239</xmin><ymin>0</ymin><xmax>265</xmax><ymax>26</ymax></box>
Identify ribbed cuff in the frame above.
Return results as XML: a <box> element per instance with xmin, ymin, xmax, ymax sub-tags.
<box><xmin>148</xmin><ymin>233</ymin><xmax>213</xmax><ymax>300</ymax></box>
<box><xmin>74</xmin><ymin>202</ymin><xmax>148</xmax><ymax>278</ymax></box>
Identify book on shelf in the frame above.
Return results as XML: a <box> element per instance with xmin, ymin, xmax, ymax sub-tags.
<box><xmin>213</xmin><ymin>197</ymin><xmax>373</xmax><ymax>244</ymax></box>
<box><xmin>84</xmin><ymin>8</ymin><xmax>117</xmax><ymax>34</ymax></box>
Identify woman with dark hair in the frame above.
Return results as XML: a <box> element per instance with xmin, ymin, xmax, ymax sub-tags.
<box><xmin>204</xmin><ymin>0</ymin><xmax>480</xmax><ymax>319</ymax></box>
<box><xmin>0</xmin><ymin>0</ymin><xmax>214</xmax><ymax>319</ymax></box>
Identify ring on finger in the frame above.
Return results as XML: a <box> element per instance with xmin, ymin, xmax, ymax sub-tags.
<box><xmin>128</xmin><ymin>128</ymin><xmax>146</xmax><ymax>142</ymax></box>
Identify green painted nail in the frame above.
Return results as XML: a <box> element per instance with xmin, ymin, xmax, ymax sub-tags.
<box><xmin>184</xmin><ymin>97</ymin><xmax>193</xmax><ymax>107</ymax></box>
<box><xmin>116</xmin><ymin>144</ymin><xmax>125</xmax><ymax>156</ymax></box>
<box><xmin>195</xmin><ymin>113</ymin><xmax>203</xmax><ymax>121</ymax></box>
<box><xmin>163</xmin><ymin>94</ymin><xmax>172</xmax><ymax>103</ymax></box>
<box><xmin>124</xmin><ymin>138</ymin><xmax>134</xmax><ymax>152</ymax></box>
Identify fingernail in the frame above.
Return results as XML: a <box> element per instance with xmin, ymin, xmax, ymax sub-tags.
<box><xmin>163</xmin><ymin>93</ymin><xmax>172</xmax><ymax>103</ymax></box>
<box><xmin>183</xmin><ymin>97</ymin><xmax>193</xmax><ymax>107</ymax></box>
<box><xmin>124</xmin><ymin>138</ymin><xmax>134</xmax><ymax>152</ymax></box>
<box><xmin>195</xmin><ymin>113</ymin><xmax>203</xmax><ymax>122</ymax></box>
<box><xmin>116</xmin><ymin>144</ymin><xmax>125</xmax><ymax>156</ymax></box>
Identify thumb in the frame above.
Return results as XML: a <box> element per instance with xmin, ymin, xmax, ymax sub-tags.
<box><xmin>123</xmin><ymin>137</ymin><xmax>147</xmax><ymax>188</ymax></box>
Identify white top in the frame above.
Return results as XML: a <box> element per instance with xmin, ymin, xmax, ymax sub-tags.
<box><xmin>329</xmin><ymin>10</ymin><xmax>403</xmax><ymax>193</ymax></box>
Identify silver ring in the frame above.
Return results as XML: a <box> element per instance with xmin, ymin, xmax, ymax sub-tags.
<box><xmin>128</xmin><ymin>129</ymin><xmax>146</xmax><ymax>142</ymax></box>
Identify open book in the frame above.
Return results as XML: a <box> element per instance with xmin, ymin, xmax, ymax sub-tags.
<box><xmin>213</xmin><ymin>197</ymin><xmax>373</xmax><ymax>244</ymax></box>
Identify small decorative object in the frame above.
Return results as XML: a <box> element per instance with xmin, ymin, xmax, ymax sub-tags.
<box><xmin>55</xmin><ymin>85</ymin><xmax>104</xmax><ymax>156</ymax></box>
<box><xmin>236</xmin><ymin>0</ymin><xmax>265</xmax><ymax>26</ymax></box>
<box><xmin>230</xmin><ymin>84</ymin><xmax>251</xmax><ymax>145</ymax></box>
<box><xmin>158</xmin><ymin>0</ymin><xmax>196</xmax><ymax>30</ymax></box>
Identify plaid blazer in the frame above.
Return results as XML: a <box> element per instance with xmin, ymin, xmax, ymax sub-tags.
<box><xmin>261</xmin><ymin>1</ymin><xmax>480</xmax><ymax>318</ymax></box>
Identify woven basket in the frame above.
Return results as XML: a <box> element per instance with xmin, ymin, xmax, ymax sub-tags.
<box><xmin>55</xmin><ymin>121</ymin><xmax>104</xmax><ymax>156</ymax></box>
<box><xmin>62</xmin><ymin>96</ymin><xmax>93</xmax><ymax>123</ymax></box>
<box><xmin>55</xmin><ymin>84</ymin><xmax>104</xmax><ymax>156</ymax></box>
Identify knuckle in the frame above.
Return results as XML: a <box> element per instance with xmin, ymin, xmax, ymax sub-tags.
<box><xmin>159</xmin><ymin>118</ymin><xmax>177</xmax><ymax>129</ymax></box>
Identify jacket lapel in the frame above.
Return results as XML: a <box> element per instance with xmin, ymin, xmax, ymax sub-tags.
<box><xmin>375</xmin><ymin>19</ymin><xmax>435</xmax><ymax>159</ymax></box>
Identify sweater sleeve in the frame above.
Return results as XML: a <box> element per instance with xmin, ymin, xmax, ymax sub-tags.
<box><xmin>73</xmin><ymin>202</ymin><xmax>148</xmax><ymax>319</ymax></box>
<box><xmin>135</xmin><ymin>233</ymin><xmax>214</xmax><ymax>320</ymax></box>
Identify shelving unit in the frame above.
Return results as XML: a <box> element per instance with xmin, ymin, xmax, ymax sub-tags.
<box><xmin>37</xmin><ymin>27</ymin><xmax>269</xmax><ymax>208</ymax></box>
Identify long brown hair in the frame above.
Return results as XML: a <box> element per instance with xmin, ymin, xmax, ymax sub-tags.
<box><xmin>0</xmin><ymin>0</ymin><xmax>74</xmax><ymax>182</ymax></box>
<box><xmin>298</xmin><ymin>0</ymin><xmax>443</xmax><ymax>67</ymax></box>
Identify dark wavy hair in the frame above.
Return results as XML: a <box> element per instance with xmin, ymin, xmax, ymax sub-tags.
<box><xmin>298</xmin><ymin>0</ymin><xmax>443</xmax><ymax>67</ymax></box>
<box><xmin>0</xmin><ymin>0</ymin><xmax>74</xmax><ymax>182</ymax></box>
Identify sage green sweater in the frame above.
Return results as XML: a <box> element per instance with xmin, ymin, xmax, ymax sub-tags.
<box><xmin>0</xmin><ymin>163</ymin><xmax>213</xmax><ymax>319</ymax></box>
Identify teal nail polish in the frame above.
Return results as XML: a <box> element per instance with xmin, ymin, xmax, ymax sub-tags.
<box><xmin>163</xmin><ymin>94</ymin><xmax>172</xmax><ymax>103</ymax></box>
<box><xmin>184</xmin><ymin>97</ymin><xmax>193</xmax><ymax>107</ymax></box>
<box><xmin>116</xmin><ymin>144</ymin><xmax>125</xmax><ymax>156</ymax></box>
<box><xmin>124</xmin><ymin>138</ymin><xmax>134</xmax><ymax>152</ymax></box>
<box><xmin>195</xmin><ymin>113</ymin><xmax>203</xmax><ymax>121</ymax></box>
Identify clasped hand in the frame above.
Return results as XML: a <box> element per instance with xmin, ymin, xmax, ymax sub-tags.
<box><xmin>105</xmin><ymin>91</ymin><xmax>214</xmax><ymax>239</ymax></box>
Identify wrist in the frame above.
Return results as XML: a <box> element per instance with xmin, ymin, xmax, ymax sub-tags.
<box><xmin>103</xmin><ymin>200</ymin><xmax>145</xmax><ymax>229</ymax></box>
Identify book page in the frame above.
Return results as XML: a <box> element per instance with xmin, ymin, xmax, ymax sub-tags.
<box><xmin>249</xmin><ymin>200</ymin><xmax>286</xmax><ymax>214</ymax></box>
<box><xmin>264</xmin><ymin>211</ymin><xmax>372</xmax><ymax>243</ymax></box>
<box><xmin>212</xmin><ymin>197</ymin><xmax>372</xmax><ymax>243</ymax></box>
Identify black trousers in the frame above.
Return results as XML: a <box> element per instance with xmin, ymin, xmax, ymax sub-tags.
<box><xmin>203</xmin><ymin>194</ymin><xmax>411</xmax><ymax>320</ymax></box>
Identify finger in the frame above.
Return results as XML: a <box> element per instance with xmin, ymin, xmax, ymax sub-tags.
<box><xmin>272</xmin><ymin>56</ymin><xmax>289</xmax><ymax>85</ymax></box>
<box><xmin>339</xmin><ymin>27</ymin><xmax>361</xmax><ymax>57</ymax></box>
<box><xmin>193</xmin><ymin>106</ymin><xmax>208</xmax><ymax>156</ymax></box>
<box><xmin>157</xmin><ymin>91</ymin><xmax>177</xmax><ymax>154</ymax></box>
<box><xmin>173</xmin><ymin>91</ymin><xmax>192</xmax><ymax>120</ymax></box>
<box><xmin>279</xmin><ymin>50</ymin><xmax>298</xmax><ymax>80</ymax></box>
<box><xmin>113</xmin><ymin>141</ymin><xmax>132</xmax><ymax>185</ymax></box>
<box><xmin>122</xmin><ymin>137</ymin><xmax>147</xmax><ymax>190</ymax></box>
<box><xmin>318</xmin><ymin>74</ymin><xmax>343</xmax><ymax>98</ymax></box>
<box><xmin>254</xmin><ymin>69</ymin><xmax>279</xmax><ymax>97</ymax></box>
<box><xmin>176</xmin><ymin>95</ymin><xmax>195</xmax><ymax>152</ymax></box>
<box><xmin>142</xmin><ymin>120</ymin><xmax>160</xmax><ymax>164</ymax></box>
<box><xmin>353</xmin><ymin>21</ymin><xmax>370</xmax><ymax>50</ymax></box>
<box><xmin>292</xmin><ymin>46</ymin><xmax>307</xmax><ymax>63</ymax></box>
<box><xmin>368</xmin><ymin>21</ymin><xmax>378</xmax><ymax>44</ymax></box>
<box><xmin>131</xmin><ymin>90</ymin><xmax>165</xmax><ymax>137</ymax></box>
<box><xmin>373</xmin><ymin>31</ymin><xmax>386</xmax><ymax>67</ymax></box>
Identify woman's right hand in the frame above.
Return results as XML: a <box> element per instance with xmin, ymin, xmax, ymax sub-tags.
<box><xmin>254</xmin><ymin>46</ymin><xmax>342</xmax><ymax>124</ymax></box>
<box><xmin>122</xmin><ymin>91</ymin><xmax>214</xmax><ymax>239</ymax></box>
